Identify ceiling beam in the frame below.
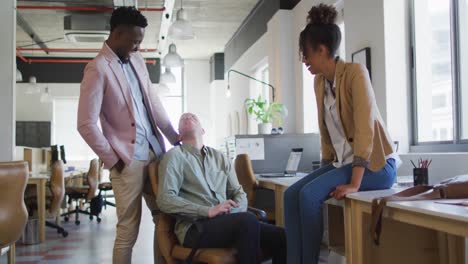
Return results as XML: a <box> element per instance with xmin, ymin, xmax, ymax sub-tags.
<box><xmin>17</xmin><ymin>14</ymin><xmax>49</xmax><ymax>54</ymax></box>
<box><xmin>17</xmin><ymin>5</ymin><xmax>165</xmax><ymax>12</ymax></box>
<box><xmin>156</xmin><ymin>0</ymin><xmax>175</xmax><ymax>58</ymax></box>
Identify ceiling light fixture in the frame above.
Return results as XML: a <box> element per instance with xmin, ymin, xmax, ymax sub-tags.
<box><xmin>160</xmin><ymin>67</ymin><xmax>176</xmax><ymax>84</ymax></box>
<box><xmin>163</xmin><ymin>43</ymin><xmax>184</xmax><ymax>67</ymax></box>
<box><xmin>25</xmin><ymin>76</ymin><xmax>41</xmax><ymax>94</ymax></box>
<box><xmin>16</xmin><ymin>69</ymin><xmax>23</xmax><ymax>82</ymax></box>
<box><xmin>168</xmin><ymin>0</ymin><xmax>194</xmax><ymax>40</ymax></box>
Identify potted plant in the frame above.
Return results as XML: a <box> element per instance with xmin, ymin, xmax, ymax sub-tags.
<box><xmin>244</xmin><ymin>96</ymin><xmax>288</xmax><ymax>135</ymax></box>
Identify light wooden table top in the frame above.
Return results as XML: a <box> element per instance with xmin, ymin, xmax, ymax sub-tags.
<box><xmin>347</xmin><ymin>189</ymin><xmax>468</xmax><ymax>223</ymax></box>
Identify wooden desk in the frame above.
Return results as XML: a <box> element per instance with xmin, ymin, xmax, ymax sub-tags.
<box><xmin>346</xmin><ymin>189</ymin><xmax>468</xmax><ymax>264</ymax></box>
<box><xmin>27</xmin><ymin>175</ymin><xmax>47</xmax><ymax>242</ymax></box>
<box><xmin>256</xmin><ymin>174</ymin><xmax>306</xmax><ymax>226</ymax></box>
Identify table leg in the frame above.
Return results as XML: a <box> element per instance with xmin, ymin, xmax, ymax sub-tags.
<box><xmin>275</xmin><ymin>185</ymin><xmax>286</xmax><ymax>227</ymax></box>
<box><xmin>344</xmin><ymin>199</ymin><xmax>353</xmax><ymax>264</ymax></box>
<box><xmin>351</xmin><ymin>200</ymin><xmax>365</xmax><ymax>264</ymax></box>
<box><xmin>437</xmin><ymin>232</ymin><xmax>449</xmax><ymax>263</ymax></box>
<box><xmin>7</xmin><ymin>243</ymin><xmax>15</xmax><ymax>264</ymax></box>
<box><xmin>447</xmin><ymin>234</ymin><xmax>465</xmax><ymax>264</ymax></box>
<box><xmin>37</xmin><ymin>179</ymin><xmax>46</xmax><ymax>242</ymax></box>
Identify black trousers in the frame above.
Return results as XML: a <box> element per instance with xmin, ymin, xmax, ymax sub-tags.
<box><xmin>183</xmin><ymin>212</ymin><xmax>286</xmax><ymax>264</ymax></box>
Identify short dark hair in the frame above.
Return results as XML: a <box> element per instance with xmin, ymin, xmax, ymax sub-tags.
<box><xmin>299</xmin><ymin>4</ymin><xmax>341</xmax><ymax>58</ymax></box>
<box><xmin>110</xmin><ymin>6</ymin><xmax>148</xmax><ymax>32</ymax></box>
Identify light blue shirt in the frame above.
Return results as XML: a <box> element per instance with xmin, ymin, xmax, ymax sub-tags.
<box><xmin>121</xmin><ymin>61</ymin><xmax>163</xmax><ymax>160</ymax></box>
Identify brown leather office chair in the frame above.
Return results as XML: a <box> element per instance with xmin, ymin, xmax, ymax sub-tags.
<box><xmin>0</xmin><ymin>161</ymin><xmax>29</xmax><ymax>264</ymax></box>
<box><xmin>149</xmin><ymin>161</ymin><xmax>269</xmax><ymax>264</ymax></box>
<box><xmin>62</xmin><ymin>159</ymin><xmax>100</xmax><ymax>225</ymax></box>
<box><xmin>25</xmin><ymin>160</ymin><xmax>68</xmax><ymax>237</ymax></box>
<box><xmin>97</xmin><ymin>159</ymin><xmax>115</xmax><ymax>208</ymax></box>
<box><xmin>235</xmin><ymin>154</ymin><xmax>275</xmax><ymax>223</ymax></box>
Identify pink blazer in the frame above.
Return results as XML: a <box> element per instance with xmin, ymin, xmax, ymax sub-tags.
<box><xmin>78</xmin><ymin>43</ymin><xmax>179</xmax><ymax>169</ymax></box>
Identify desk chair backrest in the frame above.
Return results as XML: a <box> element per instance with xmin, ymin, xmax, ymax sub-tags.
<box><xmin>97</xmin><ymin>159</ymin><xmax>104</xmax><ymax>183</ymax></box>
<box><xmin>234</xmin><ymin>154</ymin><xmax>258</xmax><ymax>206</ymax></box>
<box><xmin>86</xmin><ymin>159</ymin><xmax>99</xmax><ymax>201</ymax></box>
<box><xmin>148</xmin><ymin>161</ymin><xmax>181</xmax><ymax>264</ymax></box>
<box><xmin>49</xmin><ymin>160</ymin><xmax>65</xmax><ymax>216</ymax></box>
<box><xmin>0</xmin><ymin>161</ymin><xmax>29</xmax><ymax>247</ymax></box>
<box><xmin>148</xmin><ymin>161</ymin><xmax>159</xmax><ymax>196</ymax></box>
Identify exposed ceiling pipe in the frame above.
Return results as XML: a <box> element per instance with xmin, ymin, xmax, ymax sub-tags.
<box><xmin>16</xmin><ymin>54</ymin><xmax>157</xmax><ymax>65</ymax></box>
<box><xmin>157</xmin><ymin>0</ymin><xmax>175</xmax><ymax>57</ymax></box>
<box><xmin>17</xmin><ymin>5</ymin><xmax>165</xmax><ymax>12</ymax></box>
<box><xmin>17</xmin><ymin>47</ymin><xmax>158</xmax><ymax>53</ymax></box>
<box><xmin>16</xmin><ymin>51</ymin><xmax>28</xmax><ymax>63</ymax></box>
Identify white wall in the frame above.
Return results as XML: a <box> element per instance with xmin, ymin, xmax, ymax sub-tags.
<box><xmin>16</xmin><ymin>83</ymin><xmax>80</xmax><ymax>122</ymax></box>
<box><xmin>184</xmin><ymin>60</ymin><xmax>214</xmax><ymax>146</ymax></box>
<box><xmin>16</xmin><ymin>83</ymin><xmax>80</xmax><ymax>146</ymax></box>
<box><xmin>16</xmin><ymin>84</ymin><xmax>53</xmax><ymax>122</ymax></box>
<box><xmin>209</xmin><ymin>80</ymin><xmax>229</xmax><ymax>148</ymax></box>
<box><xmin>0</xmin><ymin>0</ymin><xmax>16</xmax><ymax>161</ymax></box>
<box><xmin>345</xmin><ymin>0</ymin><xmax>387</xmax><ymax>122</ymax></box>
<box><xmin>266</xmin><ymin>10</ymin><xmax>297</xmax><ymax>134</ymax></box>
<box><xmin>223</xmin><ymin>33</ymin><xmax>269</xmax><ymax>138</ymax></box>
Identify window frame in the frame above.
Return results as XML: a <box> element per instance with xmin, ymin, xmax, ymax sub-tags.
<box><xmin>410</xmin><ymin>0</ymin><xmax>468</xmax><ymax>152</ymax></box>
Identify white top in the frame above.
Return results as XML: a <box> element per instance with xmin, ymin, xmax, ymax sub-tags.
<box><xmin>324</xmin><ymin>77</ymin><xmax>354</xmax><ymax>168</ymax></box>
<box><xmin>323</xmin><ymin>76</ymin><xmax>402</xmax><ymax>169</ymax></box>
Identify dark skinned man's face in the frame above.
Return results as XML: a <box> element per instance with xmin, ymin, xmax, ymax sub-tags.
<box><xmin>114</xmin><ymin>25</ymin><xmax>145</xmax><ymax>62</ymax></box>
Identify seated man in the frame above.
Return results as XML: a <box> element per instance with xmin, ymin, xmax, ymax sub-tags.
<box><xmin>157</xmin><ymin>113</ymin><xmax>286</xmax><ymax>264</ymax></box>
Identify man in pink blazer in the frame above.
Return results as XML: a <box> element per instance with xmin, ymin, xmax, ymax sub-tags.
<box><xmin>77</xmin><ymin>7</ymin><xmax>179</xmax><ymax>264</ymax></box>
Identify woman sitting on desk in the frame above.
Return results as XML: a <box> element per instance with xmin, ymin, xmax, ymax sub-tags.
<box><xmin>284</xmin><ymin>4</ymin><xmax>401</xmax><ymax>264</ymax></box>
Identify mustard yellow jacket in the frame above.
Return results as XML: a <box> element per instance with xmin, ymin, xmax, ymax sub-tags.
<box><xmin>314</xmin><ymin>59</ymin><xmax>395</xmax><ymax>172</ymax></box>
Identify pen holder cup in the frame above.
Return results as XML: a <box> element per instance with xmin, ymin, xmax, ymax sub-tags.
<box><xmin>413</xmin><ymin>168</ymin><xmax>428</xmax><ymax>186</ymax></box>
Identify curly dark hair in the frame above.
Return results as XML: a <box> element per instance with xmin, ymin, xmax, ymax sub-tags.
<box><xmin>307</xmin><ymin>3</ymin><xmax>337</xmax><ymax>25</ymax></box>
<box><xmin>110</xmin><ymin>6</ymin><xmax>148</xmax><ymax>32</ymax></box>
<box><xmin>299</xmin><ymin>3</ymin><xmax>341</xmax><ymax>58</ymax></box>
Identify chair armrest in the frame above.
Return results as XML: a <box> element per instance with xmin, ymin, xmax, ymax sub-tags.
<box><xmin>155</xmin><ymin>207</ymin><xmax>267</xmax><ymax>224</ymax></box>
<box><xmin>152</xmin><ymin>209</ymin><xmax>198</xmax><ymax>224</ymax></box>
<box><xmin>248</xmin><ymin>207</ymin><xmax>267</xmax><ymax>221</ymax></box>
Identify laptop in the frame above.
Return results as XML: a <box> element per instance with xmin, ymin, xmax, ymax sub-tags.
<box><xmin>260</xmin><ymin>148</ymin><xmax>303</xmax><ymax>178</ymax></box>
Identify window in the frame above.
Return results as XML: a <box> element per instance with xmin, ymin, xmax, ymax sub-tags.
<box><xmin>252</xmin><ymin>62</ymin><xmax>270</xmax><ymax>102</ymax></box>
<box><xmin>159</xmin><ymin>66</ymin><xmax>184</xmax><ymax>150</ymax></box>
<box><xmin>459</xmin><ymin>0</ymin><xmax>468</xmax><ymax>139</ymax></box>
<box><xmin>432</xmin><ymin>94</ymin><xmax>448</xmax><ymax>109</ymax></box>
<box><xmin>411</xmin><ymin>0</ymin><xmax>467</xmax><ymax>148</ymax></box>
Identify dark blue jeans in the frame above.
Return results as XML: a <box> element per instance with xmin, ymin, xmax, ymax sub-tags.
<box><xmin>284</xmin><ymin>159</ymin><xmax>396</xmax><ymax>264</ymax></box>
